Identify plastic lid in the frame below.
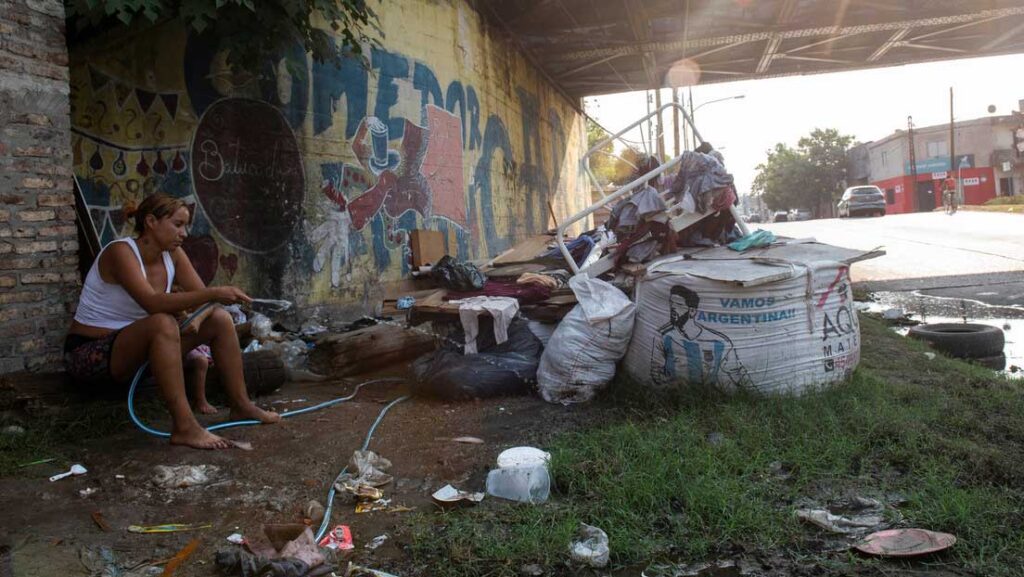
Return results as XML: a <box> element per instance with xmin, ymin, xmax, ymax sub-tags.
<box><xmin>497</xmin><ymin>447</ymin><xmax>551</xmax><ymax>469</ymax></box>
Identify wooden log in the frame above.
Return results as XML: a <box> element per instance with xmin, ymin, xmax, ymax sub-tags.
<box><xmin>310</xmin><ymin>323</ymin><xmax>438</xmax><ymax>378</ymax></box>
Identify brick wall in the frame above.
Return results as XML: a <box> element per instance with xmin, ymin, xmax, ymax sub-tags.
<box><xmin>0</xmin><ymin>0</ymin><xmax>77</xmax><ymax>373</ymax></box>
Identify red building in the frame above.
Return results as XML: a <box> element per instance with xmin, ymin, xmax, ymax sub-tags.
<box><xmin>847</xmin><ymin>104</ymin><xmax>1023</xmax><ymax>214</ymax></box>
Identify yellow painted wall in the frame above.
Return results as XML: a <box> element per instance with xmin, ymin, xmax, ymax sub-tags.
<box><xmin>68</xmin><ymin>0</ymin><xmax>589</xmax><ymax>312</ymax></box>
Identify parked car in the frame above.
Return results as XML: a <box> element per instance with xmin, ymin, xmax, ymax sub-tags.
<box><xmin>747</xmin><ymin>213</ymin><xmax>763</xmax><ymax>223</ymax></box>
<box><xmin>790</xmin><ymin>210</ymin><xmax>812</xmax><ymax>221</ymax></box>
<box><xmin>772</xmin><ymin>211</ymin><xmax>789</xmax><ymax>222</ymax></box>
<box><xmin>838</xmin><ymin>185</ymin><xmax>886</xmax><ymax>217</ymax></box>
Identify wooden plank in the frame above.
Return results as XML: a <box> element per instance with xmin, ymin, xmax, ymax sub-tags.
<box><xmin>490</xmin><ymin>234</ymin><xmax>555</xmax><ymax>265</ymax></box>
<box><xmin>311</xmin><ymin>324</ymin><xmax>437</xmax><ymax>378</ymax></box>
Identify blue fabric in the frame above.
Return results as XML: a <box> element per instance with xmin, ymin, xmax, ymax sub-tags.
<box><xmin>728</xmin><ymin>229</ymin><xmax>776</xmax><ymax>252</ymax></box>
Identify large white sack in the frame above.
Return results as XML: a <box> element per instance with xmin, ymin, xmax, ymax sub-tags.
<box><xmin>538</xmin><ymin>276</ymin><xmax>636</xmax><ymax>404</ymax></box>
<box><xmin>622</xmin><ymin>256</ymin><xmax>859</xmax><ymax>395</ymax></box>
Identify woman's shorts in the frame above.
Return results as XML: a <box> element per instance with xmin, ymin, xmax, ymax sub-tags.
<box><xmin>64</xmin><ymin>331</ymin><xmax>121</xmax><ymax>386</ymax></box>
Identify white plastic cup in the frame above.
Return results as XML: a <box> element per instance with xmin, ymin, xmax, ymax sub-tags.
<box><xmin>485</xmin><ymin>465</ymin><xmax>550</xmax><ymax>504</ymax></box>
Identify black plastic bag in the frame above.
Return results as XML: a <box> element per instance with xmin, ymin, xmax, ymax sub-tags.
<box><xmin>413</xmin><ymin>318</ymin><xmax>543</xmax><ymax>400</ymax></box>
<box><xmin>432</xmin><ymin>255</ymin><xmax>486</xmax><ymax>291</ymax></box>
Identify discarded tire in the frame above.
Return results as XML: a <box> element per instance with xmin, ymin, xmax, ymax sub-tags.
<box><xmin>207</xmin><ymin>349</ymin><xmax>287</xmax><ymax>397</ymax></box>
<box><xmin>907</xmin><ymin>323</ymin><xmax>1004</xmax><ymax>359</ymax></box>
<box><xmin>969</xmin><ymin>352</ymin><xmax>1007</xmax><ymax>371</ymax></box>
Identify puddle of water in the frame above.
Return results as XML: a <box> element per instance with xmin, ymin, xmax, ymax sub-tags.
<box><xmin>860</xmin><ymin>291</ymin><xmax>1023</xmax><ymax>377</ymax></box>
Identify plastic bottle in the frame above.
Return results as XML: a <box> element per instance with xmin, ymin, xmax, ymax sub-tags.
<box><xmin>485</xmin><ymin>465</ymin><xmax>550</xmax><ymax>503</ymax></box>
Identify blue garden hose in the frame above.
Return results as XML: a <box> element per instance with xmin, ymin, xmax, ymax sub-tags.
<box><xmin>126</xmin><ymin>302</ymin><xmax>404</xmax><ymax>438</ymax></box>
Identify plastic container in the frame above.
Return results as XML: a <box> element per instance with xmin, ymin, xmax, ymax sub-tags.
<box><xmin>485</xmin><ymin>465</ymin><xmax>550</xmax><ymax>504</ymax></box>
<box><xmin>497</xmin><ymin>447</ymin><xmax>551</xmax><ymax>469</ymax></box>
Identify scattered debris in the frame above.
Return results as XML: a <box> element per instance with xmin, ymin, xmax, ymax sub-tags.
<box><xmin>924</xmin><ymin>352</ymin><xmax>937</xmax><ymax>360</ymax></box>
<box><xmin>336</xmin><ymin>481</ymin><xmax>384</xmax><ymax>501</ymax></box>
<box><xmin>486</xmin><ymin>465</ymin><xmax>550</xmax><ymax>504</ymax></box>
<box><xmin>304</xmin><ymin>500</ymin><xmax>325</xmax><ymax>525</ymax></box>
<box><xmin>431</xmin><ymin>484</ymin><xmax>484</xmax><ymax>507</ymax></box>
<box><xmin>226</xmin><ymin>533</ymin><xmax>246</xmax><ymax>545</ymax></box>
<box><xmin>706</xmin><ymin>432</ymin><xmax>725</xmax><ymax>446</ymax></box>
<box><xmin>795</xmin><ymin>497</ymin><xmax>896</xmax><ymax>535</ymax></box>
<box><xmin>345</xmin><ymin>562</ymin><xmax>400</xmax><ymax>577</ymax></box>
<box><xmin>448</xmin><ymin>436</ymin><xmax>485</xmax><ymax>444</ymax></box>
<box><xmin>365</xmin><ymin>534</ymin><xmax>388</xmax><ymax>550</ymax></box>
<box><xmin>248</xmin><ymin>524</ymin><xmax>325</xmax><ymax>569</ymax></box>
<box><xmin>49</xmin><ymin>463</ymin><xmax>87</xmax><ymax>482</ymax></box>
<box><xmin>881</xmin><ymin>308</ymin><xmax>904</xmax><ymax>320</ymax></box>
<box><xmin>496</xmin><ymin>447</ymin><xmax>550</xmax><ymax>469</ymax></box>
<box><xmin>151</xmin><ymin>465</ymin><xmax>218</xmax><ymax>489</ymax></box>
<box><xmin>520</xmin><ymin>563</ymin><xmax>544</xmax><ymax>576</ymax></box>
<box><xmin>355</xmin><ymin>498</ymin><xmax>391</xmax><ymax>514</ymax></box>
<box><xmin>318</xmin><ymin>525</ymin><xmax>354</xmax><ymax>551</ymax></box>
<box><xmin>335</xmin><ymin>451</ymin><xmax>393</xmax><ymax>488</ymax></box>
<box><xmin>854</xmin><ymin>528</ymin><xmax>956</xmax><ymax>557</ymax></box>
<box><xmin>128</xmin><ymin>523</ymin><xmax>212</xmax><ymax>534</ymax></box>
<box><xmin>396</xmin><ymin>296</ymin><xmax>415</xmax><ymax>310</ymax></box>
<box><xmin>160</xmin><ymin>538</ymin><xmax>199</xmax><ymax>576</ymax></box>
<box><xmin>79</xmin><ymin>487</ymin><xmax>99</xmax><ymax>498</ymax></box>
<box><xmin>2</xmin><ymin>425</ymin><xmax>25</xmax><ymax>435</ymax></box>
<box><xmin>90</xmin><ymin>511</ymin><xmax>111</xmax><ymax>532</ymax></box>
<box><xmin>568</xmin><ymin>523</ymin><xmax>610</xmax><ymax>568</ymax></box>
<box><xmin>214</xmin><ymin>550</ymin><xmax>313</xmax><ymax>577</ymax></box>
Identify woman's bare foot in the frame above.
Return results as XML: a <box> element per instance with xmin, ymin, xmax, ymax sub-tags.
<box><xmin>193</xmin><ymin>400</ymin><xmax>218</xmax><ymax>415</ymax></box>
<box><xmin>170</xmin><ymin>426</ymin><xmax>232</xmax><ymax>450</ymax></box>
<box><xmin>229</xmin><ymin>402</ymin><xmax>281</xmax><ymax>424</ymax></box>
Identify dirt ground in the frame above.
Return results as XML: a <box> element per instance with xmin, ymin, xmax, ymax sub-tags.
<box><xmin>0</xmin><ymin>368</ymin><xmax>617</xmax><ymax>576</ymax></box>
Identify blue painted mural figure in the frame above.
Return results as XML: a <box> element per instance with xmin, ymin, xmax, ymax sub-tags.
<box><xmin>652</xmin><ymin>284</ymin><xmax>751</xmax><ymax>389</ymax></box>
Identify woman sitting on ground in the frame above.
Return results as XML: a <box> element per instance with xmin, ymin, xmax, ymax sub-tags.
<box><xmin>65</xmin><ymin>193</ymin><xmax>280</xmax><ymax>450</ymax></box>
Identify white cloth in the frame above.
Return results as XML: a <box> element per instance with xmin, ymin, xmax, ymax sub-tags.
<box><xmin>74</xmin><ymin>238</ymin><xmax>175</xmax><ymax>330</ymax></box>
<box><xmin>449</xmin><ymin>296</ymin><xmax>519</xmax><ymax>355</ymax></box>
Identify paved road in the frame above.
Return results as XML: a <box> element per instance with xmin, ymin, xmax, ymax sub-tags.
<box><xmin>763</xmin><ymin>212</ymin><xmax>1024</xmax><ymax>286</ymax></box>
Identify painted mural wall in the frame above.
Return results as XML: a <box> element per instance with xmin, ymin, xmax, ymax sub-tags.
<box><xmin>68</xmin><ymin>1</ymin><xmax>589</xmax><ymax>312</ymax></box>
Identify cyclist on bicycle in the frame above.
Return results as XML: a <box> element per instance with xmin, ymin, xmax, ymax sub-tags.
<box><xmin>942</xmin><ymin>175</ymin><xmax>958</xmax><ymax>214</ymax></box>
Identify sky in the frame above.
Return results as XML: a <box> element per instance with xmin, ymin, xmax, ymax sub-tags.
<box><xmin>586</xmin><ymin>53</ymin><xmax>1024</xmax><ymax>197</ymax></box>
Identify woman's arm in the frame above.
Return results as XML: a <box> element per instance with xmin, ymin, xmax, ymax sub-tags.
<box><xmin>103</xmin><ymin>243</ymin><xmax>250</xmax><ymax>314</ymax></box>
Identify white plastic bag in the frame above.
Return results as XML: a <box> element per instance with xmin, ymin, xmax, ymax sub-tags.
<box><xmin>537</xmin><ymin>276</ymin><xmax>636</xmax><ymax>404</ymax></box>
<box><xmin>569</xmin><ymin>523</ymin><xmax>609</xmax><ymax>567</ymax></box>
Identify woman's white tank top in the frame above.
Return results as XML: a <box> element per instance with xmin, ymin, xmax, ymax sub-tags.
<box><xmin>73</xmin><ymin>238</ymin><xmax>176</xmax><ymax>330</ymax></box>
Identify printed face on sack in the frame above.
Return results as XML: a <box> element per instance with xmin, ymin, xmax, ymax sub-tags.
<box><xmin>669</xmin><ymin>284</ymin><xmax>700</xmax><ymax>332</ymax></box>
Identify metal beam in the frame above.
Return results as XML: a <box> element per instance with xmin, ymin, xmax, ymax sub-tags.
<box><xmin>776</xmin><ymin>54</ymin><xmax>853</xmax><ymax>65</ymax></box>
<box><xmin>982</xmin><ymin>18</ymin><xmax>1024</xmax><ymax>50</ymax></box>
<box><xmin>868</xmin><ymin>27</ymin><xmax>910</xmax><ymax>61</ymax></box>
<box><xmin>756</xmin><ymin>36</ymin><xmax>782</xmax><ymax>73</ymax></box>
<box><xmin>557</xmin><ymin>6</ymin><xmax>1024</xmax><ymax>61</ymax></box>
<box><xmin>900</xmin><ymin>42</ymin><xmax>968</xmax><ymax>54</ymax></box>
<box><xmin>787</xmin><ymin>33</ymin><xmax>858</xmax><ymax>54</ymax></box>
<box><xmin>559</xmin><ymin>54</ymin><xmax>626</xmax><ymax>77</ymax></box>
<box><xmin>907</xmin><ymin>16</ymin><xmax>1002</xmax><ymax>42</ymax></box>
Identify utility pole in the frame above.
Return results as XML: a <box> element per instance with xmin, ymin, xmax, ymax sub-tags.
<box><xmin>949</xmin><ymin>86</ymin><xmax>956</xmax><ymax>200</ymax></box>
<box><xmin>908</xmin><ymin>115</ymin><xmax>918</xmax><ymax>211</ymax></box>
<box><xmin>672</xmin><ymin>87</ymin><xmax>680</xmax><ymax>157</ymax></box>
<box><xmin>655</xmin><ymin>88</ymin><xmax>664</xmax><ymax>160</ymax></box>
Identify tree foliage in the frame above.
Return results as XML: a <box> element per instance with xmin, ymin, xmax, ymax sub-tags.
<box><xmin>64</xmin><ymin>0</ymin><xmax>381</xmax><ymax>69</ymax></box>
<box><xmin>586</xmin><ymin>120</ymin><xmax>643</xmax><ymax>187</ymax></box>
<box><xmin>752</xmin><ymin>128</ymin><xmax>855</xmax><ymax>215</ymax></box>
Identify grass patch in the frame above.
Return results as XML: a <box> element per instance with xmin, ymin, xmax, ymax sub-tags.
<box><xmin>984</xmin><ymin>196</ymin><xmax>1024</xmax><ymax>206</ymax></box>
<box><xmin>0</xmin><ymin>397</ymin><xmax>164</xmax><ymax>476</ymax></box>
<box><xmin>410</xmin><ymin>315</ymin><xmax>1024</xmax><ymax>576</ymax></box>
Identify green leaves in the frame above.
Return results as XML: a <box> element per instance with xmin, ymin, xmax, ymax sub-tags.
<box><xmin>753</xmin><ymin>128</ymin><xmax>856</xmax><ymax>213</ymax></box>
<box><xmin>64</xmin><ymin>0</ymin><xmax>381</xmax><ymax>68</ymax></box>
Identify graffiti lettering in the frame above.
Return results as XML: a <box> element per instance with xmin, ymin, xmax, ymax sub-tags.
<box><xmin>197</xmin><ymin>139</ymin><xmax>224</xmax><ymax>181</ymax></box>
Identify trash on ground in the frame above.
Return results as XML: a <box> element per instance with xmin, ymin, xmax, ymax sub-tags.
<box><xmin>538</xmin><ymin>276</ymin><xmax>636</xmax><ymax>404</ymax></box>
<box><xmin>485</xmin><ymin>465</ymin><xmax>550</xmax><ymax>504</ymax></box>
<box><xmin>78</xmin><ymin>546</ymin><xmax>122</xmax><ymax>577</ymax></box>
<box><xmin>881</xmin><ymin>308</ymin><xmax>904</xmax><ymax>320</ymax></box>
<box><xmin>2</xmin><ymin>425</ymin><xmax>25</xmax><ymax>435</ymax></box>
<box><xmin>160</xmin><ymin>538</ymin><xmax>199</xmax><ymax>577</ymax></box>
<box><xmin>214</xmin><ymin>549</ymin><xmax>316</xmax><ymax>577</ymax></box>
<box><xmin>49</xmin><ymin>463</ymin><xmax>87</xmax><ymax>482</ymax></box>
<box><xmin>853</xmin><ymin>528</ymin><xmax>956</xmax><ymax>557</ymax></box>
<box><xmin>318</xmin><ymin>525</ymin><xmax>354</xmax><ymax>551</ymax></box>
<box><xmin>520</xmin><ymin>564</ymin><xmax>544</xmax><ymax>576</ymax></box>
<box><xmin>908</xmin><ymin>322</ymin><xmax>1004</xmax><ymax>359</ymax></box>
<box><xmin>795</xmin><ymin>497</ymin><xmax>895</xmax><ymax>535</ymax></box>
<box><xmin>496</xmin><ymin>447</ymin><xmax>551</xmax><ymax>469</ymax></box>
<box><xmin>230</xmin><ymin>439</ymin><xmax>254</xmax><ymax>451</ymax></box>
<box><xmin>78</xmin><ymin>487</ymin><xmax>99</xmax><ymax>498</ymax></box>
<box><xmin>151</xmin><ymin>464</ymin><xmax>218</xmax><ymax>489</ymax></box>
<box><xmin>337</xmin><ymin>480</ymin><xmax>384</xmax><ymax>501</ymax></box>
<box><xmin>924</xmin><ymin>352</ymin><xmax>936</xmax><ymax>360</ymax></box>
<box><xmin>127</xmin><ymin>523</ymin><xmax>212</xmax><ymax>534</ymax></box>
<box><xmin>91</xmin><ymin>511</ymin><xmax>111</xmax><ymax>532</ymax></box>
<box><xmin>568</xmin><ymin>523</ymin><xmax>610</xmax><ymax>568</ymax></box>
<box><xmin>247</xmin><ymin>524</ymin><xmax>325</xmax><ymax>568</ymax></box>
<box><xmin>346</xmin><ymin>562</ymin><xmax>400</xmax><ymax>577</ymax></box>
<box><xmin>355</xmin><ymin>498</ymin><xmax>391</xmax><ymax>514</ymax></box>
<box><xmin>431</xmin><ymin>484</ymin><xmax>485</xmax><ymax>507</ymax></box>
<box><xmin>304</xmin><ymin>500</ymin><xmax>326</xmax><ymax>525</ymax></box>
<box><xmin>413</xmin><ymin>318</ymin><xmax>542</xmax><ymax>400</ymax></box>
<box><xmin>365</xmin><ymin>534</ymin><xmax>388</xmax><ymax>550</ymax></box>
<box><xmin>300</xmin><ymin>319</ymin><xmax>327</xmax><ymax>336</ymax></box>
<box><xmin>226</xmin><ymin>533</ymin><xmax>246</xmax><ymax>545</ymax></box>
<box><xmin>337</xmin><ymin>450</ymin><xmax>393</xmax><ymax>488</ymax></box>
<box><xmin>449</xmin><ymin>436</ymin><xmax>485</xmax><ymax>444</ymax></box>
